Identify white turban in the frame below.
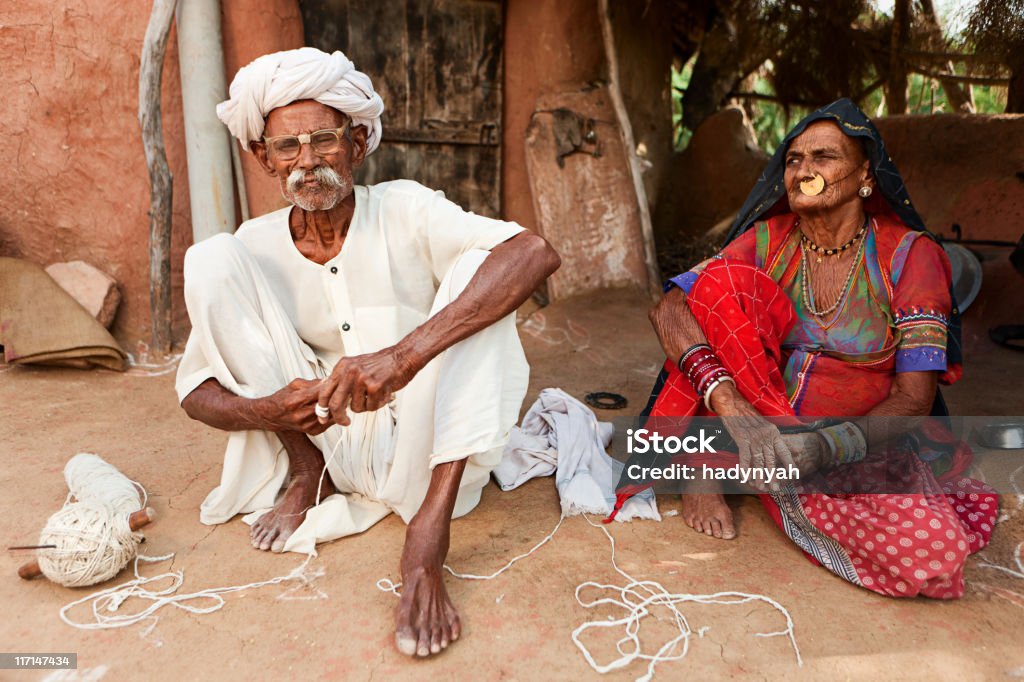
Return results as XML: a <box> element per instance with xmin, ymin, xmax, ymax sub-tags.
<box><xmin>216</xmin><ymin>47</ymin><xmax>385</xmax><ymax>154</ymax></box>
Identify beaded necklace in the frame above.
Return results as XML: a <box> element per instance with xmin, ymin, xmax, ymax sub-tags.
<box><xmin>800</xmin><ymin>222</ymin><xmax>867</xmax><ymax>262</ymax></box>
<box><xmin>800</xmin><ymin>221</ymin><xmax>868</xmax><ymax>318</ymax></box>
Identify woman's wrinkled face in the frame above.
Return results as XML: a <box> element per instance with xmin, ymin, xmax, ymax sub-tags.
<box><xmin>784</xmin><ymin>120</ymin><xmax>871</xmax><ymax>216</ymax></box>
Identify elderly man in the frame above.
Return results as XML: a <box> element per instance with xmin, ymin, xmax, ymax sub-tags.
<box><xmin>176</xmin><ymin>47</ymin><xmax>559</xmax><ymax>657</ymax></box>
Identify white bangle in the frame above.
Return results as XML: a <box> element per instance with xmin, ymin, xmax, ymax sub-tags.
<box><xmin>703</xmin><ymin>376</ymin><xmax>736</xmax><ymax>412</ymax></box>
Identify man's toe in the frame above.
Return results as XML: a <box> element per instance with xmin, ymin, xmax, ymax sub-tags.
<box><xmin>395</xmin><ymin>630</ymin><xmax>418</xmax><ymax>657</ymax></box>
<box><xmin>258</xmin><ymin>529</ymin><xmax>277</xmax><ymax>551</ymax></box>
<box><xmin>271</xmin><ymin>537</ymin><xmax>287</xmax><ymax>553</ymax></box>
<box><xmin>416</xmin><ymin>625</ymin><xmax>431</xmax><ymax>657</ymax></box>
<box><xmin>430</xmin><ymin>625</ymin><xmax>442</xmax><ymax>654</ymax></box>
<box><xmin>449</xmin><ymin>611</ymin><xmax>461</xmax><ymax>641</ymax></box>
<box><xmin>394</xmin><ymin>593</ymin><xmax>418</xmax><ymax>656</ymax></box>
<box><xmin>250</xmin><ymin>527</ymin><xmax>266</xmax><ymax>548</ymax></box>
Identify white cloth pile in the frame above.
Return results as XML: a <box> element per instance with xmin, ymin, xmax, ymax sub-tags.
<box><xmin>495</xmin><ymin>388</ymin><xmax>659</xmax><ymax>522</ymax></box>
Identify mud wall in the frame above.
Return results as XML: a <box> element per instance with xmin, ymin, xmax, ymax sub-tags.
<box><xmin>0</xmin><ymin>0</ymin><xmax>303</xmax><ymax>352</ymax></box>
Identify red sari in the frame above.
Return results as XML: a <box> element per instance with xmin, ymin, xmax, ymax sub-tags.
<box><xmin>646</xmin><ymin>214</ymin><xmax>996</xmax><ymax>599</ymax></box>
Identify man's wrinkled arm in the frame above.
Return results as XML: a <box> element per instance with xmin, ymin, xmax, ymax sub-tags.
<box><xmin>393</xmin><ymin>230</ymin><xmax>560</xmax><ymax>375</ymax></box>
<box><xmin>182</xmin><ymin>377</ymin><xmax>327</xmax><ymax>435</ymax></box>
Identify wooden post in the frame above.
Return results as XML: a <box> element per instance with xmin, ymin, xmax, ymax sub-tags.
<box><xmin>598</xmin><ymin>0</ymin><xmax>661</xmax><ymax>301</ymax></box>
<box><xmin>138</xmin><ymin>0</ymin><xmax>178</xmax><ymax>355</ymax></box>
<box><xmin>886</xmin><ymin>0</ymin><xmax>910</xmax><ymax>114</ymax></box>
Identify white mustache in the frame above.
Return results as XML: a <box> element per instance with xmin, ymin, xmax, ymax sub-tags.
<box><xmin>286</xmin><ymin>166</ymin><xmax>344</xmax><ymax>193</ymax></box>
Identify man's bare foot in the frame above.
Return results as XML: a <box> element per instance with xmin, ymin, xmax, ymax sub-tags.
<box><xmin>250</xmin><ymin>472</ymin><xmax>336</xmax><ymax>553</ymax></box>
<box><xmin>394</xmin><ymin>518</ymin><xmax>461</xmax><ymax>657</ymax></box>
<box><xmin>681</xmin><ymin>480</ymin><xmax>736</xmax><ymax>539</ymax></box>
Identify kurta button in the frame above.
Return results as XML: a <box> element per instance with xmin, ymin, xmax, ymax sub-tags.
<box><xmin>341</xmin><ymin>322</ymin><xmax>351</xmax><ymax>331</ymax></box>
<box><xmin>330</xmin><ymin>266</ymin><xmax>338</xmax><ymax>274</ymax></box>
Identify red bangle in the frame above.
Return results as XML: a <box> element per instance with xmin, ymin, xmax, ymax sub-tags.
<box><xmin>679</xmin><ymin>345</ymin><xmax>731</xmax><ymax>397</ymax></box>
<box><xmin>680</xmin><ymin>349</ymin><xmax>715</xmax><ymax>373</ymax></box>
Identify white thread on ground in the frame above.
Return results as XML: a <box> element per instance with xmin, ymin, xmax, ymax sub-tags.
<box><xmin>375</xmin><ymin>513</ymin><xmax>802</xmax><ymax>679</ymax></box>
<box><xmin>125</xmin><ymin>352</ymin><xmax>183</xmax><ymax>377</ymax></box>
<box><xmin>977</xmin><ymin>542</ymin><xmax>1024</xmax><ymax>581</ymax></box>
<box><xmin>376</xmin><ymin>515</ymin><xmax>566</xmax><ymax>595</ymax></box>
<box><xmin>59</xmin><ymin>552</ymin><xmax>322</xmax><ymax>630</ymax></box>
<box><xmin>445</xmin><ymin>515</ymin><xmax>565</xmax><ymax>581</ymax></box>
<box><xmin>57</xmin><ymin>446</ymin><xmax>334</xmax><ymax>629</ymax></box>
<box><xmin>571</xmin><ymin>515</ymin><xmax>802</xmax><ymax>680</ymax></box>
<box><xmin>276</xmin><ymin>564</ymin><xmax>328</xmax><ymax>601</ymax></box>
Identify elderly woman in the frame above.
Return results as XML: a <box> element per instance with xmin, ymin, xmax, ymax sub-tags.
<box><xmin>639</xmin><ymin>99</ymin><xmax>996</xmax><ymax>599</ymax></box>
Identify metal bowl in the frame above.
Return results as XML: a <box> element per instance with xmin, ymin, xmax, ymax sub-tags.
<box><xmin>976</xmin><ymin>422</ymin><xmax>1024</xmax><ymax>449</ymax></box>
<box><xmin>942</xmin><ymin>243</ymin><xmax>983</xmax><ymax>313</ymax></box>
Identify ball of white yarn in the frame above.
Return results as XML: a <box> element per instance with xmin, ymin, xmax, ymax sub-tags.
<box><xmin>65</xmin><ymin>453</ymin><xmax>142</xmax><ymax>514</ymax></box>
<box><xmin>37</xmin><ymin>502</ymin><xmax>143</xmax><ymax>587</ymax></box>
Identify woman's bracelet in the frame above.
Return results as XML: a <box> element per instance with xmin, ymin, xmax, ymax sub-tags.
<box><xmin>677</xmin><ymin>343</ymin><xmax>736</xmax><ymax>408</ymax></box>
<box><xmin>703</xmin><ymin>376</ymin><xmax>736</xmax><ymax>411</ymax></box>
<box><xmin>677</xmin><ymin>343</ymin><xmax>712</xmax><ymax>373</ymax></box>
<box><xmin>817</xmin><ymin>422</ymin><xmax>868</xmax><ymax>465</ymax></box>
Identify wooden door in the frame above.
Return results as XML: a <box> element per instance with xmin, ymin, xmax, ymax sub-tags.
<box><xmin>301</xmin><ymin>0</ymin><xmax>503</xmax><ymax>217</ymax></box>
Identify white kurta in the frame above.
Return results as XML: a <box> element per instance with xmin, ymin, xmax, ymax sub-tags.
<box><xmin>176</xmin><ymin>180</ymin><xmax>530</xmax><ymax>553</ymax></box>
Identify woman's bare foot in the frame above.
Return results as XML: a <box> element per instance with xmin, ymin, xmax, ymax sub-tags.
<box><xmin>681</xmin><ymin>479</ymin><xmax>736</xmax><ymax>539</ymax></box>
<box><xmin>394</xmin><ymin>517</ymin><xmax>461</xmax><ymax>657</ymax></box>
<box><xmin>250</xmin><ymin>472</ymin><xmax>336</xmax><ymax>552</ymax></box>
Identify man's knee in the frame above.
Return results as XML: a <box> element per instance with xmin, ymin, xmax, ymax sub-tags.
<box><xmin>442</xmin><ymin>249</ymin><xmax>490</xmax><ymax>299</ymax></box>
<box><xmin>183</xmin><ymin>233</ymin><xmax>252</xmax><ymax>294</ymax></box>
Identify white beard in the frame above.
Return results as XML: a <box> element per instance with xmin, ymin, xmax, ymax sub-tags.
<box><xmin>283</xmin><ymin>166</ymin><xmax>351</xmax><ymax>211</ymax></box>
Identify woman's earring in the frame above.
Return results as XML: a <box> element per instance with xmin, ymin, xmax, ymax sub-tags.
<box><xmin>858</xmin><ymin>186</ymin><xmax>873</xmax><ymax>198</ymax></box>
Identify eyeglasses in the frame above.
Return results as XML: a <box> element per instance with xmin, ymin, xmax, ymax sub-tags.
<box><xmin>261</xmin><ymin>122</ymin><xmax>351</xmax><ymax>160</ymax></box>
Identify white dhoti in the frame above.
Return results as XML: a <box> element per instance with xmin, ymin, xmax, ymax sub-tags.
<box><xmin>180</xmin><ymin>231</ymin><xmax>529</xmax><ymax>555</ymax></box>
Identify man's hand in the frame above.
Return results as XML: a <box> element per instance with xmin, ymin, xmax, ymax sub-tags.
<box><xmin>710</xmin><ymin>382</ymin><xmax>793</xmax><ymax>489</ymax></box>
<box><xmin>252</xmin><ymin>378</ymin><xmax>330</xmax><ymax>435</ymax></box>
<box><xmin>317</xmin><ymin>346</ymin><xmax>419</xmax><ymax>426</ymax></box>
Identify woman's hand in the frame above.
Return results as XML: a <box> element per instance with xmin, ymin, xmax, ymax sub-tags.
<box><xmin>709</xmin><ymin>382</ymin><xmax>794</xmax><ymax>489</ymax></box>
<box><xmin>316</xmin><ymin>346</ymin><xmax>420</xmax><ymax>426</ymax></box>
<box><xmin>779</xmin><ymin>431</ymin><xmax>831</xmax><ymax>477</ymax></box>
